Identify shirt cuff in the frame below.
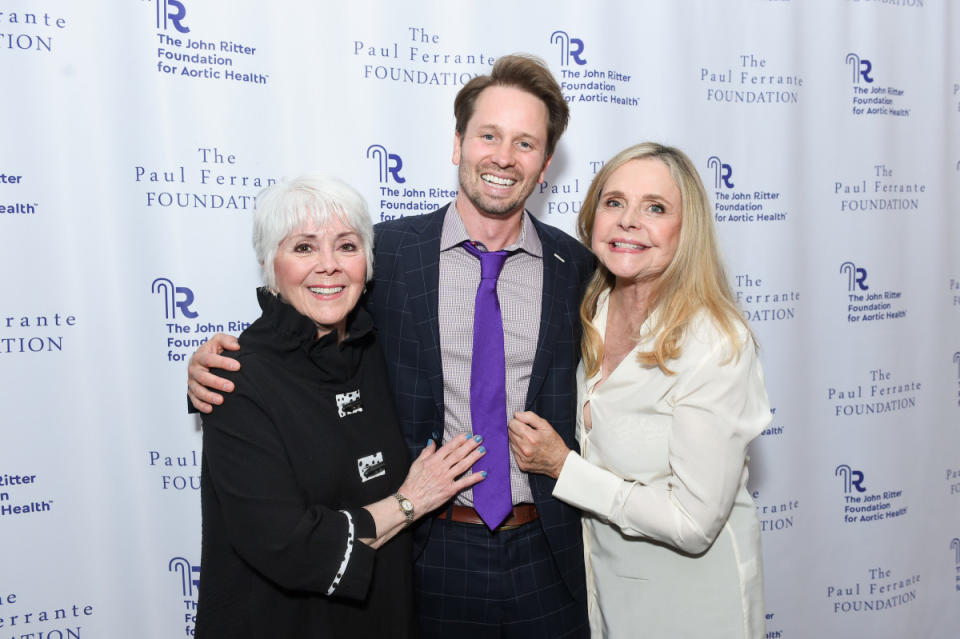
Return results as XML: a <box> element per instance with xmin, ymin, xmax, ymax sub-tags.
<box><xmin>552</xmin><ymin>451</ymin><xmax>622</xmax><ymax>519</ymax></box>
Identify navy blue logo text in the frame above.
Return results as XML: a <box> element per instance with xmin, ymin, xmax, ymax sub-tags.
<box><xmin>707</xmin><ymin>156</ymin><xmax>734</xmax><ymax>189</ymax></box>
<box><xmin>846</xmin><ymin>53</ymin><xmax>873</xmax><ymax>84</ymax></box>
<box><xmin>835</xmin><ymin>464</ymin><xmax>867</xmax><ymax>493</ymax></box>
<box><xmin>550</xmin><ymin>30</ymin><xmax>587</xmax><ymax>66</ymax></box>
<box><xmin>840</xmin><ymin>262</ymin><xmax>869</xmax><ymax>292</ymax></box>
<box><xmin>152</xmin><ymin>277</ymin><xmax>198</xmax><ymax>319</ymax></box>
<box><xmin>366</xmin><ymin>144</ymin><xmax>405</xmax><ymax>184</ymax></box>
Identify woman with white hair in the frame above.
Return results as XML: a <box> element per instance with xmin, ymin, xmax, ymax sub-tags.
<box><xmin>195</xmin><ymin>173</ymin><xmax>486</xmax><ymax>638</ymax></box>
<box><xmin>509</xmin><ymin>143</ymin><xmax>770</xmax><ymax>638</ymax></box>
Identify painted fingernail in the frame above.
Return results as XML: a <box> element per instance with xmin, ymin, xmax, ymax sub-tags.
<box><xmin>464</xmin><ymin>433</ymin><xmax>472</xmax><ymax>439</ymax></box>
<box><xmin>478</xmin><ymin>446</ymin><xmax>486</xmax><ymax>454</ymax></box>
<box><xmin>427</xmin><ymin>438</ymin><xmax>434</xmax><ymax>447</ymax></box>
<box><xmin>480</xmin><ymin>471</ymin><xmax>488</xmax><ymax>478</ymax></box>
<box><xmin>473</xmin><ymin>434</ymin><xmax>483</xmax><ymax>443</ymax></box>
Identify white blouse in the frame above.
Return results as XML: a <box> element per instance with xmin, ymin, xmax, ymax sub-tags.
<box><xmin>553</xmin><ymin>291</ymin><xmax>770</xmax><ymax>638</ymax></box>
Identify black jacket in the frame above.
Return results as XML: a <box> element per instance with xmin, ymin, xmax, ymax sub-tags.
<box><xmin>196</xmin><ymin>289</ymin><xmax>414</xmax><ymax>638</ymax></box>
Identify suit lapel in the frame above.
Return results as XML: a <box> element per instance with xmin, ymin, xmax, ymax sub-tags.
<box><xmin>403</xmin><ymin>207</ymin><xmax>446</xmax><ymax>416</ymax></box>
<box><xmin>525</xmin><ymin>216</ymin><xmax>571</xmax><ymax>409</ymax></box>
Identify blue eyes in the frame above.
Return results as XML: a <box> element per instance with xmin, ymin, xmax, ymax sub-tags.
<box><xmin>601</xmin><ymin>200</ymin><xmax>666</xmax><ymax>214</ymax></box>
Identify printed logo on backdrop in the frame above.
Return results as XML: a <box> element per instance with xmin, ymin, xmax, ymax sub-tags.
<box><xmin>952</xmin><ymin>538</ymin><xmax>960</xmax><ymax>593</ymax></box>
<box><xmin>0</xmin><ymin>171</ymin><xmax>37</xmax><ymax>216</ymax></box>
<box><xmin>366</xmin><ymin>144</ymin><xmax>456</xmax><ymax>221</ymax></box>
<box><xmin>153</xmin><ymin>277</ymin><xmax>198</xmax><ymax>320</ymax></box>
<box><xmin>354</xmin><ymin>25</ymin><xmax>491</xmax><ymax>87</ymax></box>
<box><xmin>955</xmin><ymin>351</ymin><xmax>960</xmax><ymax>407</ymax></box>
<box><xmin>149</xmin><ymin>449</ymin><xmax>201</xmax><ymax>491</ymax></box>
<box><xmin>535</xmin><ymin>159</ymin><xmax>596</xmax><ymax>219</ymax></box>
<box><xmin>151</xmin><ymin>278</ymin><xmax>251</xmax><ymax>363</ymax></box>
<box><xmin>367</xmin><ymin>145</ymin><xmax>406</xmax><ymax>185</ymax></box>
<box><xmin>0</xmin><ymin>472</ymin><xmax>52</xmax><ymax>518</ymax></box>
<box><xmin>149</xmin><ymin>0</ymin><xmax>268</xmax><ymax>85</ymax></box>
<box><xmin>760</xmin><ymin>407</ymin><xmax>783</xmax><ymax>437</ymax></box>
<box><xmin>826</xmin><ymin>565</ymin><xmax>919</xmax><ymax>614</ymax></box>
<box><xmin>550</xmin><ymin>31</ymin><xmax>639</xmax><ymax>108</ymax></box>
<box><xmin>550</xmin><ymin>31</ymin><xmax>586</xmax><ymax>66</ymax></box>
<box><xmin>156</xmin><ymin>0</ymin><xmax>189</xmax><ymax>33</ymax></box>
<box><xmin>752</xmin><ymin>487</ymin><xmax>799</xmax><ymax>534</ymax></box>
<box><xmin>828</xmin><ymin>366</ymin><xmax>920</xmax><ymax>417</ymax></box>
<box><xmin>846</xmin><ymin>53</ymin><xmax>911</xmax><ymax>117</ymax></box>
<box><xmin>170</xmin><ymin>557</ymin><xmax>201</xmax><ymax>635</ymax></box>
<box><xmin>834</xmin><ymin>163</ymin><xmax>924</xmax><ymax>214</ymax></box>
<box><xmin>135</xmin><ymin>146</ymin><xmax>275</xmax><ymax>212</ymax></box>
<box><xmin>707</xmin><ymin>156</ymin><xmax>788</xmax><ymax>224</ymax></box>
<box><xmin>700</xmin><ymin>53</ymin><xmax>803</xmax><ymax>105</ymax></box>
<box><xmin>0</xmin><ymin>592</ymin><xmax>94</xmax><ymax>637</ymax></box>
<box><xmin>950</xmin><ymin>278</ymin><xmax>960</xmax><ymax>310</ymax></box>
<box><xmin>840</xmin><ymin>262</ymin><xmax>908</xmax><ymax>322</ymax></box>
<box><xmin>835</xmin><ymin>464</ymin><xmax>907</xmax><ymax>524</ymax></box>
<box><xmin>734</xmin><ymin>273</ymin><xmax>798</xmax><ymax>323</ymax></box>
<box><xmin>763</xmin><ymin>611</ymin><xmax>782</xmax><ymax>639</ymax></box>
<box><xmin>0</xmin><ymin>310</ymin><xmax>77</xmax><ymax>355</ymax></box>
<box><xmin>947</xmin><ymin>462</ymin><xmax>960</xmax><ymax>497</ymax></box>
<box><xmin>0</xmin><ymin>7</ymin><xmax>67</xmax><ymax>53</ymax></box>
<box><xmin>850</xmin><ymin>0</ymin><xmax>925</xmax><ymax>10</ymax></box>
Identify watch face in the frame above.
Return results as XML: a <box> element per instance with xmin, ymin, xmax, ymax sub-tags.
<box><xmin>401</xmin><ymin>499</ymin><xmax>413</xmax><ymax>512</ymax></box>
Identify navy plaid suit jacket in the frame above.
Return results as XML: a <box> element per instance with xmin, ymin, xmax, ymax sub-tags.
<box><xmin>366</xmin><ymin>205</ymin><xmax>594</xmax><ymax>604</ymax></box>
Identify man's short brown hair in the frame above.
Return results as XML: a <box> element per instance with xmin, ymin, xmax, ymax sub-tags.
<box><xmin>454</xmin><ymin>54</ymin><xmax>569</xmax><ymax>158</ymax></box>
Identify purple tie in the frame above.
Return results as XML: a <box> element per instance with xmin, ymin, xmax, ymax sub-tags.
<box><xmin>462</xmin><ymin>241</ymin><xmax>512</xmax><ymax>530</ymax></box>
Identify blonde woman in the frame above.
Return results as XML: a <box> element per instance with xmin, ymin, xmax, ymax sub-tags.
<box><xmin>508</xmin><ymin>143</ymin><xmax>770</xmax><ymax>638</ymax></box>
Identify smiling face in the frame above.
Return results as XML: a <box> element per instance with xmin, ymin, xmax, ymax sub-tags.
<box><xmin>452</xmin><ymin>84</ymin><xmax>552</xmax><ymax>221</ymax></box>
<box><xmin>591</xmin><ymin>158</ymin><xmax>683</xmax><ymax>288</ymax></box>
<box><xmin>272</xmin><ymin>217</ymin><xmax>367</xmax><ymax>340</ymax></box>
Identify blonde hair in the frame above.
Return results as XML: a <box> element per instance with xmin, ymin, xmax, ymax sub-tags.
<box><xmin>577</xmin><ymin>142</ymin><xmax>750</xmax><ymax>376</ymax></box>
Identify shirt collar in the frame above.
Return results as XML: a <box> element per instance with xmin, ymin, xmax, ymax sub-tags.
<box><xmin>439</xmin><ymin>202</ymin><xmax>543</xmax><ymax>257</ymax></box>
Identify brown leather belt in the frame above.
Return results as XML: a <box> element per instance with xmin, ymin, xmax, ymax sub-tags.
<box><xmin>436</xmin><ymin>503</ymin><xmax>538</xmax><ymax>530</ymax></box>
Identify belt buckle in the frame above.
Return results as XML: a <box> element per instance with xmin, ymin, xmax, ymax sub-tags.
<box><xmin>493</xmin><ymin>507</ymin><xmax>526</xmax><ymax>531</ymax></box>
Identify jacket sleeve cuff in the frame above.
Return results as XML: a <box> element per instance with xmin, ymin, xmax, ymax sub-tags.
<box><xmin>324</xmin><ymin>509</ymin><xmax>377</xmax><ymax>600</ymax></box>
<box><xmin>552</xmin><ymin>451</ymin><xmax>622</xmax><ymax>519</ymax></box>
<box><xmin>347</xmin><ymin>506</ymin><xmax>376</xmax><ymax>539</ymax></box>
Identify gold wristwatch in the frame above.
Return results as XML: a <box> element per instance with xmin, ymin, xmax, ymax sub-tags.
<box><xmin>394</xmin><ymin>492</ymin><xmax>414</xmax><ymax>527</ymax></box>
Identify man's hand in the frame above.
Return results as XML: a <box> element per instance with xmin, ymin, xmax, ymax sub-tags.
<box><xmin>187</xmin><ymin>333</ymin><xmax>241</xmax><ymax>413</ymax></box>
<box><xmin>508</xmin><ymin>411</ymin><xmax>571</xmax><ymax>480</ymax></box>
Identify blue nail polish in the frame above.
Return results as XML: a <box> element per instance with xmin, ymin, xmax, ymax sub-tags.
<box><xmin>473</xmin><ymin>434</ymin><xmax>483</xmax><ymax>443</ymax></box>
<box><xmin>478</xmin><ymin>446</ymin><xmax>486</xmax><ymax>454</ymax></box>
<box><xmin>480</xmin><ymin>471</ymin><xmax>488</xmax><ymax>478</ymax></box>
<box><xmin>465</xmin><ymin>433</ymin><xmax>472</xmax><ymax>439</ymax></box>
<box><xmin>427</xmin><ymin>438</ymin><xmax>434</xmax><ymax>447</ymax></box>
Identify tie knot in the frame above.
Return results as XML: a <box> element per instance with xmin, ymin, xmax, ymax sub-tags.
<box><xmin>463</xmin><ymin>241</ymin><xmax>508</xmax><ymax>280</ymax></box>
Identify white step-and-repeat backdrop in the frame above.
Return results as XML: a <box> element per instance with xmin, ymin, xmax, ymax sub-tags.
<box><xmin>2</xmin><ymin>1</ymin><xmax>958</xmax><ymax>637</ymax></box>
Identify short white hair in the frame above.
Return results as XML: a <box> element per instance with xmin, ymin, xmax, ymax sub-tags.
<box><xmin>252</xmin><ymin>174</ymin><xmax>374</xmax><ymax>290</ymax></box>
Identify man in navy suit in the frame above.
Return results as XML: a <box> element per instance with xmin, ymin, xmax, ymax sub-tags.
<box><xmin>189</xmin><ymin>54</ymin><xmax>592</xmax><ymax>637</ymax></box>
